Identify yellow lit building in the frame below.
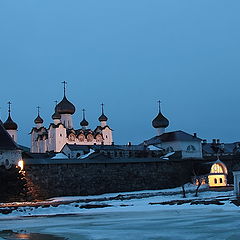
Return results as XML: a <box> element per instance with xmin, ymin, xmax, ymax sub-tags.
<box><xmin>208</xmin><ymin>160</ymin><xmax>228</xmax><ymax>187</ymax></box>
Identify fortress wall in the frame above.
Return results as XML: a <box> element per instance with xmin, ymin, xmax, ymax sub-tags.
<box><xmin>24</xmin><ymin>159</ymin><xmax>194</xmax><ymax>200</ymax></box>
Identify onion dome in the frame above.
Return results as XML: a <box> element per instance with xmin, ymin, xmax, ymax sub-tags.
<box><xmin>98</xmin><ymin>103</ymin><xmax>108</xmax><ymax>122</ymax></box>
<box><xmin>80</xmin><ymin>109</ymin><xmax>89</xmax><ymax>127</ymax></box>
<box><xmin>152</xmin><ymin>101</ymin><xmax>169</xmax><ymax>128</ymax></box>
<box><xmin>4</xmin><ymin>115</ymin><xmax>18</xmax><ymax>130</ymax></box>
<box><xmin>80</xmin><ymin>118</ymin><xmax>89</xmax><ymax>127</ymax></box>
<box><xmin>3</xmin><ymin>102</ymin><xmax>18</xmax><ymax>130</ymax></box>
<box><xmin>34</xmin><ymin>114</ymin><xmax>44</xmax><ymax>124</ymax></box>
<box><xmin>52</xmin><ymin>111</ymin><xmax>61</xmax><ymax>120</ymax></box>
<box><xmin>55</xmin><ymin>82</ymin><xmax>75</xmax><ymax>115</ymax></box>
<box><xmin>34</xmin><ymin>107</ymin><xmax>44</xmax><ymax>124</ymax></box>
<box><xmin>55</xmin><ymin>96</ymin><xmax>75</xmax><ymax>115</ymax></box>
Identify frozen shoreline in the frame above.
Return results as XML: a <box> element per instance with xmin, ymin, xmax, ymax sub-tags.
<box><xmin>0</xmin><ymin>184</ymin><xmax>236</xmax><ymax>219</ymax></box>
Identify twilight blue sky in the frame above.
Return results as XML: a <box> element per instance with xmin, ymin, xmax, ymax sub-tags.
<box><xmin>0</xmin><ymin>1</ymin><xmax>240</xmax><ymax>146</ymax></box>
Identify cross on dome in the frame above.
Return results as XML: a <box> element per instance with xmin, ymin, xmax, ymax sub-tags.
<box><xmin>62</xmin><ymin>81</ymin><xmax>67</xmax><ymax>96</ymax></box>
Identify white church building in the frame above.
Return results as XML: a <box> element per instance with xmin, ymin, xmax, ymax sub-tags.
<box><xmin>30</xmin><ymin>83</ymin><xmax>113</xmax><ymax>153</ymax></box>
<box><xmin>143</xmin><ymin>101</ymin><xmax>203</xmax><ymax>159</ymax></box>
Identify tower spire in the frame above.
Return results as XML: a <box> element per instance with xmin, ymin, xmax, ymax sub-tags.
<box><xmin>158</xmin><ymin>100</ymin><xmax>161</xmax><ymax>113</ymax></box>
<box><xmin>62</xmin><ymin>81</ymin><xmax>67</xmax><ymax>97</ymax></box>
<box><xmin>7</xmin><ymin>101</ymin><xmax>11</xmax><ymax>116</ymax></box>
<box><xmin>101</xmin><ymin>103</ymin><xmax>104</xmax><ymax>114</ymax></box>
<box><xmin>82</xmin><ymin>109</ymin><xmax>86</xmax><ymax>119</ymax></box>
<box><xmin>37</xmin><ymin>106</ymin><xmax>40</xmax><ymax>116</ymax></box>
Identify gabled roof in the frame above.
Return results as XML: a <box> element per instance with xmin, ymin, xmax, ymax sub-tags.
<box><xmin>63</xmin><ymin>144</ymin><xmax>90</xmax><ymax>151</ymax></box>
<box><xmin>0</xmin><ymin>122</ymin><xmax>19</xmax><ymax>150</ymax></box>
<box><xmin>143</xmin><ymin>130</ymin><xmax>202</xmax><ymax>145</ymax></box>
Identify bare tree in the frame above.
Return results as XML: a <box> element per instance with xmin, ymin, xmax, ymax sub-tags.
<box><xmin>192</xmin><ymin>168</ymin><xmax>204</xmax><ymax>197</ymax></box>
<box><xmin>195</xmin><ymin>176</ymin><xmax>203</xmax><ymax>197</ymax></box>
<box><xmin>181</xmin><ymin>184</ymin><xmax>186</xmax><ymax>198</ymax></box>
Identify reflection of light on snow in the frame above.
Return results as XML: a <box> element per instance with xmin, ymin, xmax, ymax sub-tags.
<box><xmin>79</xmin><ymin>149</ymin><xmax>95</xmax><ymax>159</ymax></box>
<box><xmin>18</xmin><ymin>160</ymin><xmax>24</xmax><ymax>171</ymax></box>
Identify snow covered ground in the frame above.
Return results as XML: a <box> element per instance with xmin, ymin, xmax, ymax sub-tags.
<box><xmin>0</xmin><ymin>185</ymin><xmax>239</xmax><ymax>240</ymax></box>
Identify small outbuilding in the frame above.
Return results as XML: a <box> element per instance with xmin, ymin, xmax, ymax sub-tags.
<box><xmin>208</xmin><ymin>160</ymin><xmax>228</xmax><ymax>187</ymax></box>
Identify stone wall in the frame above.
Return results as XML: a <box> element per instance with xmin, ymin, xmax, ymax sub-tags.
<box><xmin>0</xmin><ymin>166</ymin><xmax>27</xmax><ymax>202</ymax></box>
<box><xmin>24</xmin><ymin>159</ymin><xmax>195</xmax><ymax>200</ymax></box>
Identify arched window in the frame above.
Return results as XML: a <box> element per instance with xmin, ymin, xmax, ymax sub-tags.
<box><xmin>220</xmin><ymin>178</ymin><xmax>223</xmax><ymax>183</ymax></box>
<box><xmin>68</xmin><ymin>133</ymin><xmax>75</xmax><ymax>142</ymax></box>
<box><xmin>87</xmin><ymin>134</ymin><xmax>93</xmax><ymax>142</ymax></box>
<box><xmin>96</xmin><ymin>134</ymin><xmax>103</xmax><ymax>143</ymax></box>
<box><xmin>187</xmin><ymin>145</ymin><xmax>196</xmax><ymax>152</ymax></box>
<box><xmin>214</xmin><ymin>178</ymin><xmax>217</xmax><ymax>184</ymax></box>
<box><xmin>211</xmin><ymin>164</ymin><xmax>224</xmax><ymax>174</ymax></box>
<box><xmin>78</xmin><ymin>134</ymin><xmax>85</xmax><ymax>142</ymax></box>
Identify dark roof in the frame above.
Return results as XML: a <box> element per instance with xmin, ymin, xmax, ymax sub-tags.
<box><xmin>55</xmin><ymin>96</ymin><xmax>75</xmax><ymax>115</ymax></box>
<box><xmin>23</xmin><ymin>152</ymin><xmax>56</xmax><ymax>159</ymax></box>
<box><xmin>152</xmin><ymin>112</ymin><xmax>169</xmax><ymax>129</ymax></box>
<box><xmin>143</xmin><ymin>130</ymin><xmax>202</xmax><ymax>145</ymax></box>
<box><xmin>29</xmin><ymin>126</ymin><xmax>48</xmax><ymax>134</ymax></box>
<box><xmin>63</xmin><ymin>144</ymin><xmax>147</xmax><ymax>152</ymax></box>
<box><xmin>94</xmin><ymin>125</ymin><xmax>113</xmax><ymax>132</ymax></box>
<box><xmin>3</xmin><ymin>115</ymin><xmax>18</xmax><ymax>130</ymax></box>
<box><xmin>18</xmin><ymin>144</ymin><xmax>31</xmax><ymax>152</ymax></box>
<box><xmin>63</xmin><ymin>144</ymin><xmax>90</xmax><ymax>151</ymax></box>
<box><xmin>0</xmin><ymin>122</ymin><xmax>19</xmax><ymax>150</ymax></box>
<box><xmin>202</xmin><ymin>142</ymin><xmax>239</xmax><ymax>155</ymax></box>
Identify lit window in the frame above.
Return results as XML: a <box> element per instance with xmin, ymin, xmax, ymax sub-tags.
<box><xmin>211</xmin><ymin>164</ymin><xmax>224</xmax><ymax>174</ymax></box>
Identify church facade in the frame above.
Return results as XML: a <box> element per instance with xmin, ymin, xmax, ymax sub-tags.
<box><xmin>30</xmin><ymin>85</ymin><xmax>113</xmax><ymax>153</ymax></box>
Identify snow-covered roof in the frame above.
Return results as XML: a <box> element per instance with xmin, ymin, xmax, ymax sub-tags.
<box><xmin>51</xmin><ymin>153</ymin><xmax>68</xmax><ymax>159</ymax></box>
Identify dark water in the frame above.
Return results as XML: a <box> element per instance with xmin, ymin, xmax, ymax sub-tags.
<box><xmin>0</xmin><ymin>230</ymin><xmax>66</xmax><ymax>240</ymax></box>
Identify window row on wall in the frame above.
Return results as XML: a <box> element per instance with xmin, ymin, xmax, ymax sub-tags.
<box><xmin>68</xmin><ymin>133</ymin><xmax>103</xmax><ymax>142</ymax></box>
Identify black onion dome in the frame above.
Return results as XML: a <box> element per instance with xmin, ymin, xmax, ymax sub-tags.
<box><xmin>80</xmin><ymin>118</ymin><xmax>89</xmax><ymax>127</ymax></box>
<box><xmin>55</xmin><ymin>96</ymin><xmax>75</xmax><ymax>115</ymax></box>
<box><xmin>3</xmin><ymin>115</ymin><xmax>18</xmax><ymax>130</ymax></box>
<box><xmin>34</xmin><ymin>114</ymin><xmax>44</xmax><ymax>124</ymax></box>
<box><xmin>98</xmin><ymin>114</ymin><xmax>108</xmax><ymax>122</ymax></box>
<box><xmin>52</xmin><ymin>111</ymin><xmax>61</xmax><ymax>120</ymax></box>
<box><xmin>152</xmin><ymin>112</ymin><xmax>169</xmax><ymax>128</ymax></box>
